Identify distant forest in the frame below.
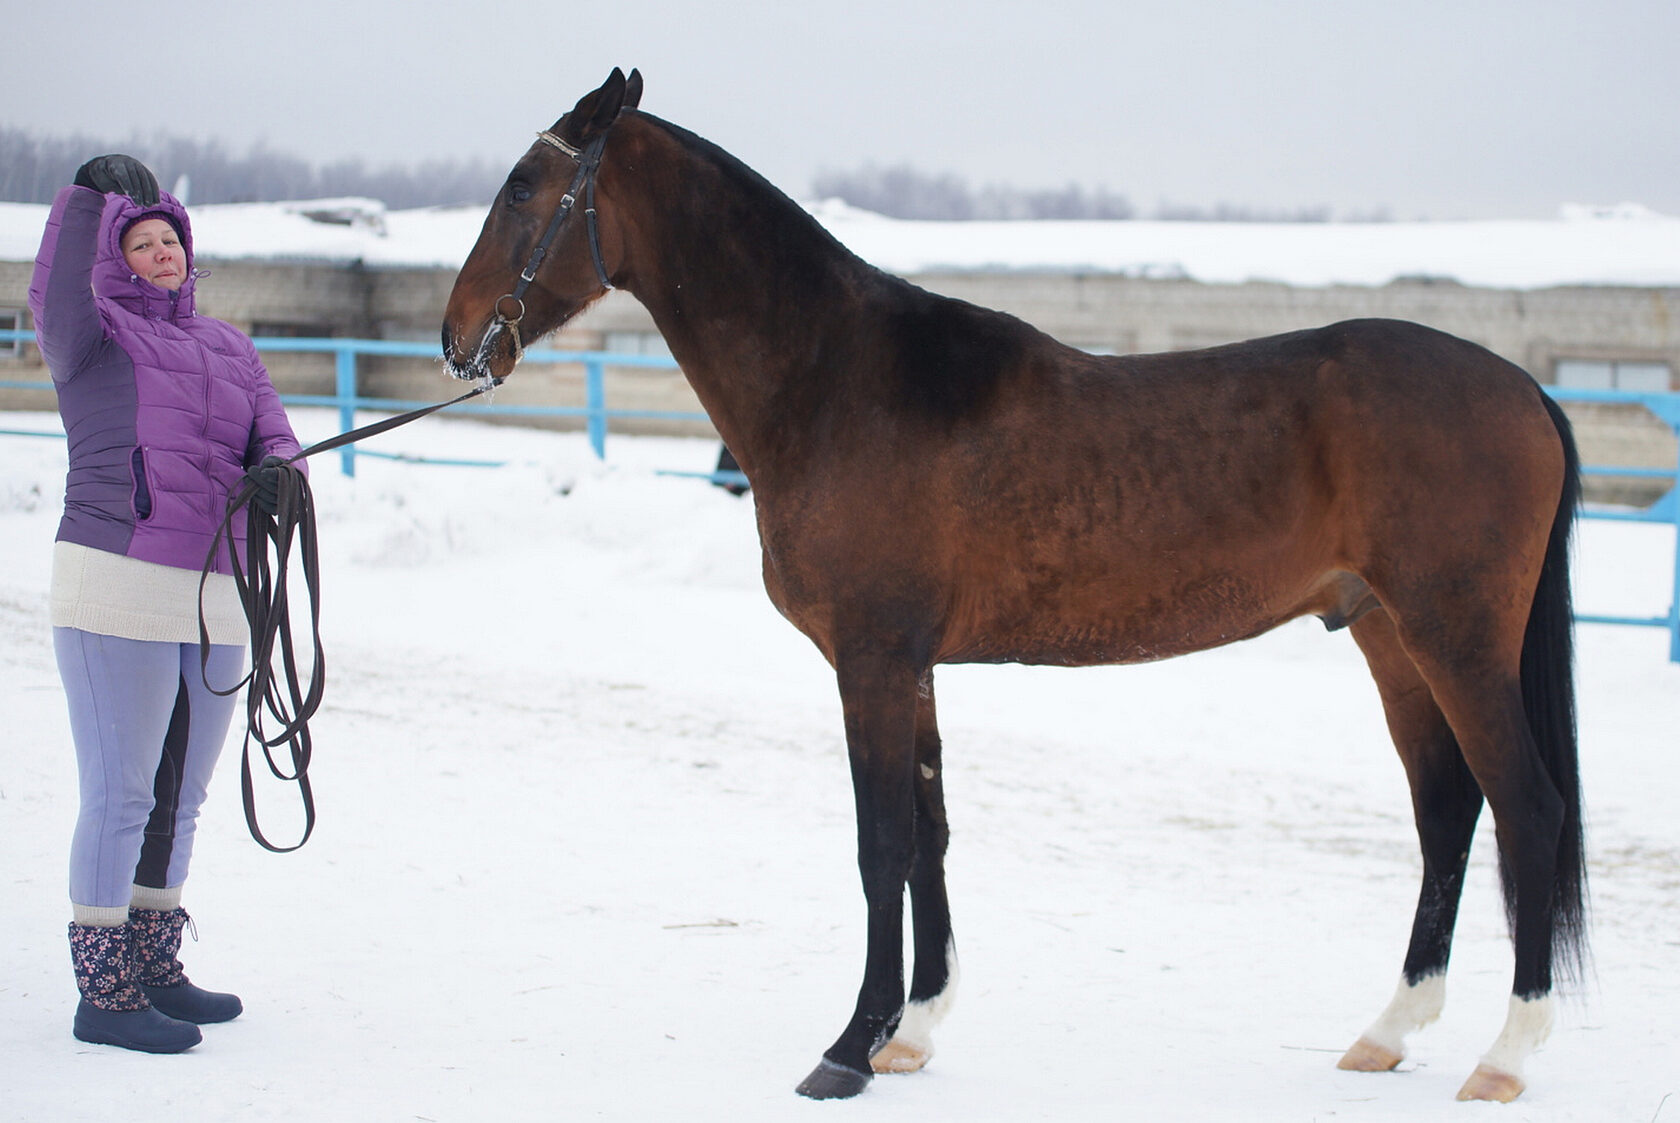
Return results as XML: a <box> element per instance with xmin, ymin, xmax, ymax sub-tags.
<box><xmin>0</xmin><ymin>127</ymin><xmax>1374</xmax><ymax>222</ymax></box>
<box><xmin>811</xmin><ymin>165</ymin><xmax>1387</xmax><ymax>222</ymax></box>
<box><xmin>0</xmin><ymin>127</ymin><xmax>507</xmax><ymax>209</ymax></box>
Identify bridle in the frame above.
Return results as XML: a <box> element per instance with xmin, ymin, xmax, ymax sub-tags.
<box><xmin>484</xmin><ymin>128</ymin><xmax>615</xmax><ymax>365</ymax></box>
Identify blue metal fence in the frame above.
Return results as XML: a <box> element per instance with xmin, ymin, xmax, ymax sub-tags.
<box><xmin>244</xmin><ymin>336</ymin><xmax>696</xmax><ymax>477</ymax></box>
<box><xmin>1546</xmin><ymin>386</ymin><xmax>1680</xmax><ymax>660</ymax></box>
<box><xmin>4</xmin><ymin>329</ymin><xmax>1678</xmax><ymax>658</ymax></box>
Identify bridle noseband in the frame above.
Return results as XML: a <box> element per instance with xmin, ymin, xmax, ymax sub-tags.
<box><xmin>485</xmin><ymin>128</ymin><xmax>615</xmax><ymax>365</ymax></box>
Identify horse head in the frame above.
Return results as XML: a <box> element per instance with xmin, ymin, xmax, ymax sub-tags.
<box><xmin>442</xmin><ymin>67</ymin><xmax>643</xmax><ymax>383</ymax></box>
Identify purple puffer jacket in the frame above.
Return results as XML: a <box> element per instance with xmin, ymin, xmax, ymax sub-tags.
<box><xmin>28</xmin><ymin>185</ymin><xmax>303</xmax><ymax>575</ymax></box>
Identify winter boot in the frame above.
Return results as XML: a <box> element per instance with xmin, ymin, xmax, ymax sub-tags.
<box><xmin>68</xmin><ymin>922</ymin><xmax>201</xmax><ymax>1053</ymax></box>
<box><xmin>128</xmin><ymin>907</ymin><xmax>244</xmax><ymax>1024</ymax></box>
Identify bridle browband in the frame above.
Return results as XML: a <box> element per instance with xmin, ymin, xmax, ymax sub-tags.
<box><xmin>486</xmin><ymin>128</ymin><xmax>615</xmax><ymax>363</ymax></box>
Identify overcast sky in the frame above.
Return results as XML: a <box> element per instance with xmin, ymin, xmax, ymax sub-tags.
<box><xmin>7</xmin><ymin>0</ymin><xmax>1678</xmax><ymax>219</ymax></box>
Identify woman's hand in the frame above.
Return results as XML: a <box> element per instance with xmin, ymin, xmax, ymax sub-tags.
<box><xmin>73</xmin><ymin>155</ymin><xmax>160</xmax><ymax>207</ymax></box>
<box><xmin>244</xmin><ymin>455</ymin><xmax>287</xmax><ymax>516</ymax></box>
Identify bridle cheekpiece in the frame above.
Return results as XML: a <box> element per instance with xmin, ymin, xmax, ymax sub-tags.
<box><xmin>485</xmin><ymin>126</ymin><xmax>615</xmax><ymax>367</ymax></box>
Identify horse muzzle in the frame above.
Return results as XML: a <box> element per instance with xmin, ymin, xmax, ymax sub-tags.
<box><xmin>441</xmin><ymin>318</ymin><xmax>516</xmax><ymax>385</ymax></box>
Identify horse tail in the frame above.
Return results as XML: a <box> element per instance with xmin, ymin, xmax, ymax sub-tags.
<box><xmin>1509</xmin><ymin>389</ymin><xmax>1588</xmax><ymax>985</ymax></box>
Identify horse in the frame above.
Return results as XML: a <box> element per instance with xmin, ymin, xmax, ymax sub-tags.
<box><xmin>441</xmin><ymin>69</ymin><xmax>1586</xmax><ymax>1104</ymax></box>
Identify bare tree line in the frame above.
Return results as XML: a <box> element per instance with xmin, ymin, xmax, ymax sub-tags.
<box><xmin>0</xmin><ymin>127</ymin><xmax>506</xmax><ymax>208</ymax></box>
<box><xmin>813</xmin><ymin>164</ymin><xmax>1140</xmax><ymax>221</ymax></box>
<box><xmin>813</xmin><ymin>164</ymin><xmax>1389</xmax><ymax>222</ymax></box>
<box><xmin>1</xmin><ymin>128</ymin><xmax>1384</xmax><ymax>221</ymax></box>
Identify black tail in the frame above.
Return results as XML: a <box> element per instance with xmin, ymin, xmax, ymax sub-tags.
<box><xmin>1510</xmin><ymin>392</ymin><xmax>1588</xmax><ymax>984</ymax></box>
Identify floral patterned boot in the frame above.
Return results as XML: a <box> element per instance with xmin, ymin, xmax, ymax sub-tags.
<box><xmin>68</xmin><ymin>922</ymin><xmax>201</xmax><ymax>1053</ymax></box>
<box><xmin>127</xmin><ymin>907</ymin><xmax>244</xmax><ymax>1024</ymax></box>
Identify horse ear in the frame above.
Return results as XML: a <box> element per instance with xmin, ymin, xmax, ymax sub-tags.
<box><xmin>555</xmin><ymin>68</ymin><xmax>631</xmax><ymax>144</ymax></box>
<box><xmin>623</xmin><ymin>68</ymin><xmax>644</xmax><ymax>111</ymax></box>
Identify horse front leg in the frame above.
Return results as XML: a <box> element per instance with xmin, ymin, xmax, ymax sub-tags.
<box><xmin>796</xmin><ymin>650</ymin><xmax>922</xmax><ymax>1100</ymax></box>
<box><xmin>871</xmin><ymin>670</ymin><xmax>957</xmax><ymax>1076</ymax></box>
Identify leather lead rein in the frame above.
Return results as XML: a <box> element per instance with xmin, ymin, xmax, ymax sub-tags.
<box><xmin>201</xmin><ymin>382</ymin><xmax>494</xmax><ymax>851</ymax></box>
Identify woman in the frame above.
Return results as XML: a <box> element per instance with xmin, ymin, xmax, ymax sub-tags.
<box><xmin>28</xmin><ymin>154</ymin><xmax>301</xmax><ymax>1053</ymax></box>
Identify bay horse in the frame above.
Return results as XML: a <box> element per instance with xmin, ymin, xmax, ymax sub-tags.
<box><xmin>441</xmin><ymin>69</ymin><xmax>1586</xmax><ymax>1104</ymax></box>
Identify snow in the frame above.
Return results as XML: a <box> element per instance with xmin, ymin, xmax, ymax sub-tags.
<box><xmin>6</xmin><ymin>195</ymin><xmax>1680</xmax><ymax>290</ymax></box>
<box><xmin>2</xmin><ymin>410</ymin><xmax>1677</xmax><ymax>1121</ymax></box>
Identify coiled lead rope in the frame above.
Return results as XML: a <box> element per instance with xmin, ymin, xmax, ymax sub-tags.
<box><xmin>201</xmin><ymin>382</ymin><xmax>493</xmax><ymax>851</ymax></box>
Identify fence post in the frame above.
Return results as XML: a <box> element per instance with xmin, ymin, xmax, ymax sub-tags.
<box><xmin>1671</xmin><ymin>444</ymin><xmax>1680</xmax><ymax>662</ymax></box>
<box><xmin>1671</xmin><ymin>543</ymin><xmax>1679</xmax><ymax>662</ymax></box>
<box><xmin>336</xmin><ymin>344</ymin><xmax>358</xmax><ymax>478</ymax></box>
<box><xmin>1644</xmin><ymin>398</ymin><xmax>1680</xmax><ymax>662</ymax></box>
<box><xmin>586</xmin><ymin>358</ymin><xmax>607</xmax><ymax>458</ymax></box>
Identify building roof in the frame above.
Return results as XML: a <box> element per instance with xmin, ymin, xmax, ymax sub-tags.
<box><xmin>5</xmin><ymin>196</ymin><xmax>1679</xmax><ymax>290</ymax></box>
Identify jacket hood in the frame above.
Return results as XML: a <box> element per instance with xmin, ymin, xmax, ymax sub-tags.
<box><xmin>93</xmin><ymin>189</ymin><xmax>198</xmax><ymax>319</ymax></box>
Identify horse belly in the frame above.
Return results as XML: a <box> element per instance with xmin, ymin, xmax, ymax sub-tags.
<box><xmin>939</xmin><ymin>568</ymin><xmax>1321</xmax><ymax>667</ymax></box>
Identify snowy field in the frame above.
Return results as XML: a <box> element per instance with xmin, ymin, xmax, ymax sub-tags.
<box><xmin>1</xmin><ymin>410</ymin><xmax>1677</xmax><ymax>1122</ymax></box>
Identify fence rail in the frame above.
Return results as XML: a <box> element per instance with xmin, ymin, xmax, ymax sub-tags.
<box><xmin>2</xmin><ymin>330</ymin><xmax>701</xmax><ymax>472</ymax></box>
<box><xmin>248</xmin><ymin>335</ymin><xmax>695</xmax><ymax>475</ymax></box>
<box><xmin>4</xmin><ymin>330</ymin><xmax>1678</xmax><ymax>659</ymax></box>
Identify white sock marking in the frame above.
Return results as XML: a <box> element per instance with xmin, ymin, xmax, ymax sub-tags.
<box><xmin>1480</xmin><ymin>993</ymin><xmax>1554</xmax><ymax>1078</ymax></box>
<box><xmin>1358</xmin><ymin>973</ymin><xmax>1447</xmax><ymax>1056</ymax></box>
<box><xmin>892</xmin><ymin>940</ymin><xmax>960</xmax><ymax>1052</ymax></box>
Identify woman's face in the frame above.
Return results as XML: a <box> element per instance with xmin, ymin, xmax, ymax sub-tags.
<box><xmin>121</xmin><ymin>218</ymin><xmax>186</xmax><ymax>291</ymax></box>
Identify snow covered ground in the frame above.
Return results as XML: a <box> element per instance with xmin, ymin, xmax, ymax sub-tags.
<box><xmin>2</xmin><ymin>411</ymin><xmax>1677</xmax><ymax>1122</ymax></box>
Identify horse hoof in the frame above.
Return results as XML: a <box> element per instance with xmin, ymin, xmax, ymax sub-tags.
<box><xmin>1336</xmin><ymin>1036</ymin><xmax>1403</xmax><ymax>1072</ymax></box>
<box><xmin>796</xmin><ymin>1058</ymin><xmax>872</xmax><ymax>1099</ymax></box>
<box><xmin>871</xmin><ymin>1039</ymin><xmax>931</xmax><ymax>1074</ymax></box>
<box><xmin>1457</xmin><ymin>1063</ymin><xmax>1525</xmax><ymax>1102</ymax></box>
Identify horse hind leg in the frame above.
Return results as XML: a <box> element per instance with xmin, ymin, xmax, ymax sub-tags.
<box><xmin>1375</xmin><ymin>602</ymin><xmax>1580</xmax><ymax>1102</ymax></box>
<box><xmin>1456</xmin><ymin>995</ymin><xmax>1555</xmax><ymax>1102</ymax></box>
<box><xmin>1339</xmin><ymin>610</ymin><xmax>1484</xmax><ymax>1073</ymax></box>
<box><xmin>1442</xmin><ymin>687</ymin><xmax>1569</xmax><ymax>1104</ymax></box>
<box><xmin>871</xmin><ymin>671</ymin><xmax>958</xmax><ymax>1076</ymax></box>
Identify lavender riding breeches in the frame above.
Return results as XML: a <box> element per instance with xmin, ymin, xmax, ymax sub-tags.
<box><xmin>55</xmin><ymin>628</ymin><xmax>245</xmax><ymax>908</ymax></box>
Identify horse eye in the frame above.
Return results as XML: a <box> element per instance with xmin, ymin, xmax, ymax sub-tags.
<box><xmin>506</xmin><ymin>181</ymin><xmax>533</xmax><ymax>205</ymax></box>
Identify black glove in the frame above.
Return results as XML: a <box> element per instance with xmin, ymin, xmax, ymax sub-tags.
<box><xmin>244</xmin><ymin>454</ymin><xmax>287</xmax><ymax>516</ymax></box>
<box><xmin>73</xmin><ymin>154</ymin><xmax>160</xmax><ymax>207</ymax></box>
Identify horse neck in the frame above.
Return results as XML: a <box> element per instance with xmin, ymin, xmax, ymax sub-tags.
<box><xmin>612</xmin><ymin>119</ymin><xmax>875</xmax><ymax>467</ymax></box>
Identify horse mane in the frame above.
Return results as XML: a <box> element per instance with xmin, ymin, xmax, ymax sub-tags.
<box><xmin>629</xmin><ymin>110</ymin><xmax>873</xmax><ymax>277</ymax></box>
<box><xmin>625</xmin><ymin>110</ymin><xmax>1039</xmax><ymax>427</ymax></box>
